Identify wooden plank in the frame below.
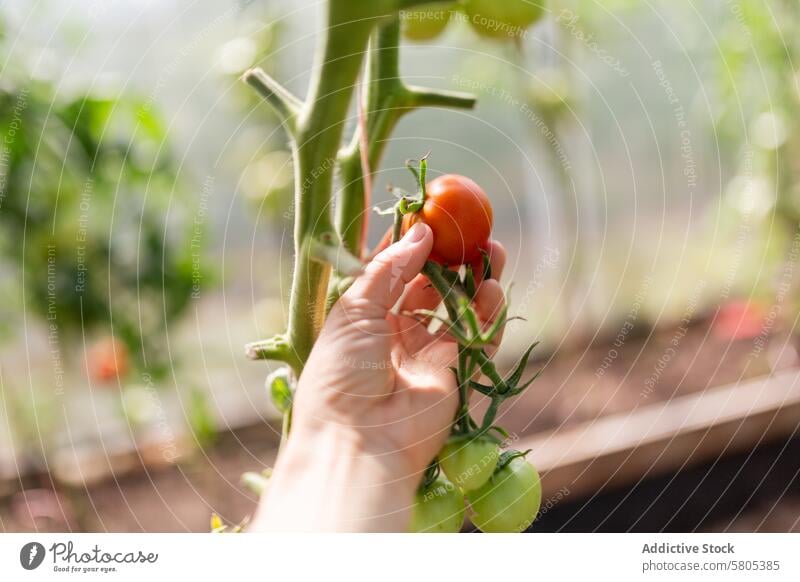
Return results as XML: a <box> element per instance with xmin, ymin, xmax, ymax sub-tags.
<box><xmin>519</xmin><ymin>369</ymin><xmax>800</xmax><ymax>499</ymax></box>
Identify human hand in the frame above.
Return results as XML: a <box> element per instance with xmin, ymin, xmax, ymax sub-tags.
<box><xmin>252</xmin><ymin>222</ymin><xmax>507</xmax><ymax>532</ymax></box>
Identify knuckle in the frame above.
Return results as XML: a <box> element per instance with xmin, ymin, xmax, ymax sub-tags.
<box><xmin>337</xmin><ymin>293</ymin><xmax>383</xmax><ymax>319</ymax></box>
<box><xmin>371</xmin><ymin>251</ymin><xmax>399</xmax><ymax>274</ymax></box>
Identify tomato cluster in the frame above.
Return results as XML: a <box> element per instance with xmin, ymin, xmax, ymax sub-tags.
<box><xmin>382</xmin><ymin>159</ymin><xmax>542</xmax><ymax>533</ymax></box>
<box><xmin>411</xmin><ymin>445</ymin><xmax>542</xmax><ymax>533</ymax></box>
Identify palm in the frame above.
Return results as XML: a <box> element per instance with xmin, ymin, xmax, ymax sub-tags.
<box><xmin>295</xmin><ymin>281</ymin><xmax>459</xmax><ymax>474</ymax></box>
<box><xmin>295</xmin><ymin>239</ymin><xmax>506</xmax><ymax>483</ymax></box>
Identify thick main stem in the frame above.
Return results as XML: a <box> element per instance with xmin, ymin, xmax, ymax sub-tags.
<box><xmin>287</xmin><ymin>7</ymin><xmax>374</xmax><ymax>370</ymax></box>
<box><xmin>254</xmin><ymin>1</ymin><xmax>475</xmax><ymax>373</ymax></box>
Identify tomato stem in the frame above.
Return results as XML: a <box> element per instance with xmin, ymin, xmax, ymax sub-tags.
<box><xmin>242</xmin><ymin>68</ymin><xmax>300</xmax><ymax>136</ymax></box>
<box><xmin>391</xmin><ymin>205</ymin><xmax>403</xmax><ymax>244</ymax></box>
<box><xmin>455</xmin><ymin>347</ymin><xmax>471</xmax><ymax>433</ymax></box>
<box><xmin>418</xmin><ymin>156</ymin><xmax>428</xmax><ymax>203</ymax></box>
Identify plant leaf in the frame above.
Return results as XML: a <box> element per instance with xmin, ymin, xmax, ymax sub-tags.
<box><xmin>468</xmin><ymin>379</ymin><xmax>495</xmax><ymax>396</ymax></box>
<box><xmin>267</xmin><ymin>367</ymin><xmax>293</xmax><ymax>414</ymax></box>
<box><xmin>505</xmin><ymin>341</ymin><xmax>540</xmax><ymax>388</ymax></box>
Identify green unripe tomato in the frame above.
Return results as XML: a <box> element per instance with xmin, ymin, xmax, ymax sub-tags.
<box><xmin>410</xmin><ymin>477</ymin><xmax>466</xmax><ymax>533</ymax></box>
<box><xmin>527</xmin><ymin>67</ymin><xmax>572</xmax><ymax>117</ymax></box>
<box><xmin>439</xmin><ymin>437</ymin><xmax>500</xmax><ymax>491</ymax></box>
<box><xmin>463</xmin><ymin>0</ymin><xmax>545</xmax><ymax>39</ymax></box>
<box><xmin>401</xmin><ymin>3</ymin><xmax>454</xmax><ymax>41</ymax></box>
<box><xmin>467</xmin><ymin>456</ymin><xmax>542</xmax><ymax>533</ymax></box>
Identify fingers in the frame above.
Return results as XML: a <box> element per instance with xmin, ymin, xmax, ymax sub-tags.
<box><xmin>397</xmin><ymin>240</ymin><xmax>508</xmax><ymax>353</ymax></box>
<box><xmin>339</xmin><ymin>223</ymin><xmax>433</xmax><ymax>319</ymax></box>
<box><xmin>368</xmin><ymin>226</ymin><xmax>393</xmax><ymax>261</ymax></box>
<box><xmin>473</xmin><ymin>241</ymin><xmax>508</xmax><ymax>355</ymax></box>
<box><xmin>398</xmin><ymin>273</ymin><xmax>441</xmax><ymax>315</ymax></box>
<box><xmin>394</xmin><ymin>273</ymin><xmax>444</xmax><ymax>355</ymax></box>
<box><xmin>472</xmin><ymin>241</ymin><xmax>507</xmax><ymax>325</ymax></box>
<box><xmin>484</xmin><ymin>240</ymin><xmax>506</xmax><ymax>281</ymax></box>
<box><xmin>400</xmin><ymin>240</ymin><xmax>507</xmax><ymax>316</ymax></box>
<box><xmin>473</xmin><ymin>279</ymin><xmax>506</xmax><ymax>355</ymax></box>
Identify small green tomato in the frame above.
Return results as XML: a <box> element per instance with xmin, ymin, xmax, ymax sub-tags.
<box><xmin>467</xmin><ymin>455</ymin><xmax>542</xmax><ymax>533</ymax></box>
<box><xmin>439</xmin><ymin>437</ymin><xmax>500</xmax><ymax>491</ymax></box>
<box><xmin>462</xmin><ymin>0</ymin><xmax>545</xmax><ymax>39</ymax></box>
<box><xmin>401</xmin><ymin>4</ymin><xmax>454</xmax><ymax>42</ymax></box>
<box><xmin>410</xmin><ymin>476</ymin><xmax>466</xmax><ymax>533</ymax></box>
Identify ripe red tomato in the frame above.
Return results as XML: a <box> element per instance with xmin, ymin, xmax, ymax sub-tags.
<box><xmin>403</xmin><ymin>174</ymin><xmax>493</xmax><ymax>265</ymax></box>
<box><xmin>88</xmin><ymin>337</ymin><xmax>129</xmax><ymax>382</ymax></box>
<box><xmin>712</xmin><ymin>300</ymin><xmax>766</xmax><ymax>340</ymax></box>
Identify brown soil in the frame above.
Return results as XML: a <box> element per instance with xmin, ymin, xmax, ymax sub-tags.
<box><xmin>492</xmin><ymin>319</ymin><xmax>797</xmax><ymax>437</ymax></box>
<box><xmin>0</xmin><ymin>426</ymin><xmax>278</xmax><ymax>532</ymax></box>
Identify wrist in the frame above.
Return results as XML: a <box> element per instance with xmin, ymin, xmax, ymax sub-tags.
<box><xmin>252</xmin><ymin>422</ymin><xmax>419</xmax><ymax>532</ymax></box>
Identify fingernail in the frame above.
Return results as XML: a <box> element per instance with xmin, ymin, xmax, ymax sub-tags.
<box><xmin>405</xmin><ymin>222</ymin><xmax>427</xmax><ymax>243</ymax></box>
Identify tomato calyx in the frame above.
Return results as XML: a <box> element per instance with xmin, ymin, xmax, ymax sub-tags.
<box><xmin>420</xmin><ymin>458</ymin><xmax>442</xmax><ymax>490</ymax></box>
<box><xmin>403</xmin><ymin>154</ymin><xmax>429</xmax><ymax>209</ymax></box>
<box><xmin>495</xmin><ymin>449</ymin><xmax>532</xmax><ymax>473</ymax></box>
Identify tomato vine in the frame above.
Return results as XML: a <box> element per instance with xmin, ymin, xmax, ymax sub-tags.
<box><xmin>241</xmin><ymin>0</ymin><xmax>548</xmax><ymax>533</ymax></box>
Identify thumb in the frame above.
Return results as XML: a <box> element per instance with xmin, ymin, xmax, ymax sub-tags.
<box><xmin>340</xmin><ymin>222</ymin><xmax>433</xmax><ymax>319</ymax></box>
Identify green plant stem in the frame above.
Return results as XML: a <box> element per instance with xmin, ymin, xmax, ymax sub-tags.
<box><xmin>421</xmin><ymin>261</ymin><xmax>484</xmax><ymax>433</ymax></box>
<box><xmin>336</xmin><ymin>19</ymin><xmax>476</xmax><ymax>258</ymax></box>
<box><xmin>479</xmin><ymin>396</ymin><xmax>501</xmax><ymax>434</ymax></box>
<box><xmin>286</xmin><ymin>6</ymin><xmax>376</xmax><ymax>371</ymax></box>
<box><xmin>392</xmin><ymin>206</ymin><xmax>403</xmax><ymax>243</ymax></box>
<box><xmin>337</xmin><ymin>21</ymin><xmax>403</xmax><ymax>257</ymax></box>
<box><xmin>242</xmin><ymin>68</ymin><xmax>300</xmax><ymax>134</ymax></box>
<box><xmin>244</xmin><ymin>334</ymin><xmax>302</xmax><ymax>371</ymax></box>
<box><xmin>421</xmin><ymin>261</ymin><xmax>462</xmax><ymax>323</ymax></box>
<box><xmin>455</xmin><ymin>347</ymin><xmax>471</xmax><ymax>433</ymax></box>
<box><xmin>279</xmin><ymin>409</ymin><xmax>291</xmax><ymax>455</ymax></box>
<box><xmin>247</xmin><ymin>0</ymin><xmax>476</xmax><ymax>377</ymax></box>
<box><xmin>472</xmin><ymin>348</ymin><xmax>505</xmax><ymax>388</ymax></box>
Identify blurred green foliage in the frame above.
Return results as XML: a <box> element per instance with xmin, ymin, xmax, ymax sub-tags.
<box><xmin>0</xmin><ymin>34</ymin><xmax>199</xmax><ymax>379</ymax></box>
<box><xmin>713</xmin><ymin>0</ymin><xmax>800</xmax><ymax>223</ymax></box>
<box><xmin>218</xmin><ymin>10</ymin><xmax>294</xmax><ymax>222</ymax></box>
